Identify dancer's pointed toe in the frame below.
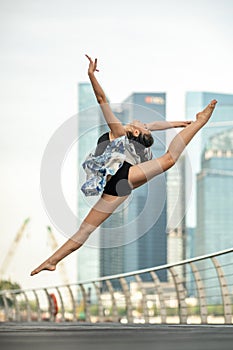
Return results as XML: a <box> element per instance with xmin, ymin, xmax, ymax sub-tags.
<box><xmin>196</xmin><ymin>100</ymin><xmax>217</xmax><ymax>125</ymax></box>
<box><xmin>30</xmin><ymin>260</ymin><xmax>56</xmax><ymax>276</ymax></box>
<box><xmin>209</xmin><ymin>99</ymin><xmax>218</xmax><ymax>107</ymax></box>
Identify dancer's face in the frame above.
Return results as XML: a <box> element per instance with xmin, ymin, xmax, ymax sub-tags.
<box><xmin>129</xmin><ymin>120</ymin><xmax>151</xmax><ymax>136</ymax></box>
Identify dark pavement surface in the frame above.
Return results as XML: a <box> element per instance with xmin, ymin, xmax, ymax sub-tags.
<box><xmin>0</xmin><ymin>322</ymin><xmax>233</xmax><ymax>350</ymax></box>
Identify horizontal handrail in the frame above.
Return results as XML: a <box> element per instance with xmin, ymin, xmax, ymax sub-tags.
<box><xmin>1</xmin><ymin>246</ymin><xmax>233</xmax><ymax>324</ymax></box>
<box><xmin>1</xmin><ymin>247</ymin><xmax>233</xmax><ymax>295</ymax></box>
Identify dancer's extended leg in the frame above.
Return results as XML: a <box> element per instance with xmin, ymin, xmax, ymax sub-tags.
<box><xmin>128</xmin><ymin>100</ymin><xmax>217</xmax><ymax>188</ymax></box>
<box><xmin>31</xmin><ymin>100</ymin><xmax>217</xmax><ymax>276</ymax></box>
<box><xmin>30</xmin><ymin>194</ymin><xmax>127</xmax><ymax>276</ymax></box>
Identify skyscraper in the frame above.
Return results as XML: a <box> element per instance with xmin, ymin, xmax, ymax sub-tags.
<box><xmin>184</xmin><ymin>92</ymin><xmax>233</xmax><ymax>301</ymax></box>
<box><xmin>185</xmin><ymin>92</ymin><xmax>233</xmax><ymax>228</ymax></box>
<box><xmin>77</xmin><ymin>82</ymin><xmax>100</xmax><ymax>281</ymax></box>
<box><xmin>196</xmin><ymin>128</ymin><xmax>233</xmax><ymax>256</ymax></box>
<box><xmin>78</xmin><ymin>85</ymin><xmax>127</xmax><ymax>283</ymax></box>
<box><xmin>99</xmin><ymin>93</ymin><xmax>167</xmax><ymax>282</ymax></box>
<box><xmin>195</xmin><ymin>129</ymin><xmax>233</xmax><ymax>302</ymax></box>
<box><xmin>166</xmin><ymin>155</ymin><xmax>186</xmax><ymax>280</ymax></box>
<box><xmin>123</xmin><ymin>93</ymin><xmax>167</xmax><ymax>281</ymax></box>
<box><xmin>78</xmin><ymin>88</ymin><xmax>168</xmax><ymax>283</ymax></box>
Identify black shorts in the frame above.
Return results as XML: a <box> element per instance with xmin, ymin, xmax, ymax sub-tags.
<box><xmin>103</xmin><ymin>161</ymin><xmax>133</xmax><ymax>197</ymax></box>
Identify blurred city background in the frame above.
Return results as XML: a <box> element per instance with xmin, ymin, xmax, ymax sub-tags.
<box><xmin>0</xmin><ymin>0</ymin><xmax>233</xmax><ymax>323</ymax></box>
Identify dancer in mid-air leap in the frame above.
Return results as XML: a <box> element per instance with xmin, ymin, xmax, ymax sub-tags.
<box><xmin>31</xmin><ymin>55</ymin><xmax>217</xmax><ymax>276</ymax></box>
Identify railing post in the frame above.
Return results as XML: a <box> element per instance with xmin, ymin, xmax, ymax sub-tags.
<box><xmin>150</xmin><ymin>271</ymin><xmax>167</xmax><ymax>323</ymax></box>
<box><xmin>55</xmin><ymin>287</ymin><xmax>65</xmax><ymax>322</ymax></box>
<box><xmin>211</xmin><ymin>257</ymin><xmax>232</xmax><ymax>324</ymax></box>
<box><xmin>66</xmin><ymin>285</ymin><xmax>77</xmax><ymax>322</ymax></box>
<box><xmin>119</xmin><ymin>277</ymin><xmax>133</xmax><ymax>323</ymax></box>
<box><xmin>32</xmin><ymin>290</ymin><xmax>42</xmax><ymax>322</ymax></box>
<box><xmin>169</xmin><ymin>267</ymin><xmax>187</xmax><ymax>324</ymax></box>
<box><xmin>0</xmin><ymin>248</ymin><xmax>232</xmax><ymax>325</ymax></box>
<box><xmin>93</xmin><ymin>282</ymin><xmax>104</xmax><ymax>322</ymax></box>
<box><xmin>22</xmin><ymin>291</ymin><xmax>32</xmax><ymax>322</ymax></box>
<box><xmin>190</xmin><ymin>262</ymin><xmax>208</xmax><ymax>324</ymax></box>
<box><xmin>11</xmin><ymin>293</ymin><xmax>20</xmax><ymax>322</ymax></box>
<box><xmin>106</xmin><ymin>280</ymin><xmax>118</xmax><ymax>322</ymax></box>
<box><xmin>79</xmin><ymin>284</ymin><xmax>91</xmax><ymax>322</ymax></box>
<box><xmin>44</xmin><ymin>288</ymin><xmax>55</xmax><ymax>321</ymax></box>
<box><xmin>134</xmin><ymin>274</ymin><xmax>150</xmax><ymax>323</ymax></box>
<box><xmin>2</xmin><ymin>292</ymin><xmax>10</xmax><ymax>322</ymax></box>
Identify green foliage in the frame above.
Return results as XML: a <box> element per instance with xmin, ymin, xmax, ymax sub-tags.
<box><xmin>90</xmin><ymin>304</ymin><xmax>99</xmax><ymax>316</ymax></box>
<box><xmin>166</xmin><ymin>307</ymin><xmax>179</xmax><ymax>316</ymax></box>
<box><xmin>166</xmin><ymin>304</ymin><xmax>225</xmax><ymax>317</ymax></box>
<box><xmin>207</xmin><ymin>304</ymin><xmax>224</xmax><ymax>316</ymax></box>
<box><xmin>117</xmin><ymin>307</ymin><xmax>127</xmax><ymax>316</ymax></box>
<box><xmin>0</xmin><ymin>280</ymin><xmax>21</xmax><ymax>291</ymax></box>
<box><xmin>0</xmin><ymin>279</ymin><xmax>22</xmax><ymax>307</ymax></box>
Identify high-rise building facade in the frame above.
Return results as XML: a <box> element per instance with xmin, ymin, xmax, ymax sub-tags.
<box><xmin>195</xmin><ymin>129</ymin><xmax>233</xmax><ymax>302</ymax></box>
<box><xmin>78</xmin><ymin>88</ymin><xmax>168</xmax><ymax>283</ymax></box>
<box><xmin>184</xmin><ymin>92</ymin><xmax>233</xmax><ymax>300</ymax></box>
<box><xmin>185</xmin><ymin>92</ymin><xmax>233</xmax><ymax>228</ymax></box>
<box><xmin>196</xmin><ymin>128</ymin><xmax>233</xmax><ymax>256</ymax></box>
<box><xmin>123</xmin><ymin>93</ymin><xmax>167</xmax><ymax>281</ymax></box>
<box><xmin>166</xmin><ymin>155</ymin><xmax>186</xmax><ymax>280</ymax></box>
<box><xmin>99</xmin><ymin>106</ymin><xmax>129</xmax><ymax>282</ymax></box>
<box><xmin>77</xmin><ymin>82</ymin><xmax>100</xmax><ymax>281</ymax></box>
<box><xmin>99</xmin><ymin>93</ymin><xmax>167</xmax><ymax>281</ymax></box>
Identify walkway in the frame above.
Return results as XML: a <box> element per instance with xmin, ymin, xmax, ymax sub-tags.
<box><xmin>1</xmin><ymin>322</ymin><xmax>233</xmax><ymax>350</ymax></box>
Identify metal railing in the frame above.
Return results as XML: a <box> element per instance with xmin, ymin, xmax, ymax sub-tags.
<box><xmin>1</xmin><ymin>248</ymin><xmax>233</xmax><ymax>324</ymax></box>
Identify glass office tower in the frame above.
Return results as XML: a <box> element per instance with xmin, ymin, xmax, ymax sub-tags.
<box><xmin>185</xmin><ymin>92</ymin><xmax>233</xmax><ymax>228</ymax></box>
<box><xmin>123</xmin><ymin>93</ymin><xmax>167</xmax><ymax>281</ymax></box>
<box><xmin>196</xmin><ymin>128</ymin><xmax>233</xmax><ymax>255</ymax></box>
<box><xmin>99</xmin><ymin>106</ymin><xmax>129</xmax><ymax>282</ymax></box>
<box><xmin>78</xmin><ymin>89</ymin><xmax>168</xmax><ymax>283</ymax></box>
<box><xmin>77</xmin><ymin>82</ymin><xmax>100</xmax><ymax>281</ymax></box>
<box><xmin>167</xmin><ymin>155</ymin><xmax>186</xmax><ymax>280</ymax></box>
<box><xmin>185</xmin><ymin>92</ymin><xmax>233</xmax><ymax>300</ymax></box>
<box><xmin>195</xmin><ymin>129</ymin><xmax>233</xmax><ymax>302</ymax></box>
<box><xmin>99</xmin><ymin>93</ymin><xmax>167</xmax><ymax>282</ymax></box>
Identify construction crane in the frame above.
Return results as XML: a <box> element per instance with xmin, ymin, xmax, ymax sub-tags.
<box><xmin>0</xmin><ymin>218</ymin><xmax>30</xmax><ymax>278</ymax></box>
<box><xmin>46</xmin><ymin>226</ymin><xmax>70</xmax><ymax>285</ymax></box>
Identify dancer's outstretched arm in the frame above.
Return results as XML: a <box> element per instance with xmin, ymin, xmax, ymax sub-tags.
<box><xmin>146</xmin><ymin>120</ymin><xmax>192</xmax><ymax>131</ymax></box>
<box><xmin>86</xmin><ymin>55</ymin><xmax>125</xmax><ymax>138</ymax></box>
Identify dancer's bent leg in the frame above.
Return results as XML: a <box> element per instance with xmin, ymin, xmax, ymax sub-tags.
<box><xmin>128</xmin><ymin>100</ymin><xmax>217</xmax><ymax>188</ymax></box>
<box><xmin>31</xmin><ymin>194</ymin><xmax>127</xmax><ymax>276</ymax></box>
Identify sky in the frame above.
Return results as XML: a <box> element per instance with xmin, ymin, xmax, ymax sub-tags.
<box><xmin>0</xmin><ymin>0</ymin><xmax>233</xmax><ymax>289</ymax></box>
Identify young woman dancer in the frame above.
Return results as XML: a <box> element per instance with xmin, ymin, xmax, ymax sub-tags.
<box><xmin>31</xmin><ymin>55</ymin><xmax>217</xmax><ymax>276</ymax></box>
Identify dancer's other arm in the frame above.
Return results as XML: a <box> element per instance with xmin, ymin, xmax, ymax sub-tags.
<box><xmin>145</xmin><ymin>120</ymin><xmax>192</xmax><ymax>131</ymax></box>
<box><xmin>86</xmin><ymin>54</ymin><xmax>125</xmax><ymax>138</ymax></box>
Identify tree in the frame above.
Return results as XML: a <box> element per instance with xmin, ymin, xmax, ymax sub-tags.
<box><xmin>0</xmin><ymin>280</ymin><xmax>21</xmax><ymax>307</ymax></box>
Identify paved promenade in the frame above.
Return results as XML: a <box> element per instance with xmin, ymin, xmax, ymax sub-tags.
<box><xmin>1</xmin><ymin>322</ymin><xmax>233</xmax><ymax>350</ymax></box>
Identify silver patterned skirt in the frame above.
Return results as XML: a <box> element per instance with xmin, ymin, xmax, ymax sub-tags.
<box><xmin>81</xmin><ymin>135</ymin><xmax>152</xmax><ymax>196</ymax></box>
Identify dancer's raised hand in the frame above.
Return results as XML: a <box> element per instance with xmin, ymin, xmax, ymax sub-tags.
<box><xmin>85</xmin><ymin>54</ymin><xmax>99</xmax><ymax>74</ymax></box>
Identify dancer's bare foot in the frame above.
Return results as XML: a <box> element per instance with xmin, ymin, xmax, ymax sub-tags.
<box><xmin>196</xmin><ymin>99</ymin><xmax>217</xmax><ymax>125</ymax></box>
<box><xmin>31</xmin><ymin>259</ymin><xmax>56</xmax><ymax>276</ymax></box>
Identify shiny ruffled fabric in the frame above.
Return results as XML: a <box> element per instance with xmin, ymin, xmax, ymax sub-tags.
<box><xmin>81</xmin><ymin>135</ymin><xmax>152</xmax><ymax>196</ymax></box>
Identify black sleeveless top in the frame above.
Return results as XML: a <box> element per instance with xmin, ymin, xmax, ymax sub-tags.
<box><xmin>94</xmin><ymin>132</ymin><xmax>133</xmax><ymax>196</ymax></box>
<box><xmin>94</xmin><ymin>132</ymin><xmax>111</xmax><ymax>156</ymax></box>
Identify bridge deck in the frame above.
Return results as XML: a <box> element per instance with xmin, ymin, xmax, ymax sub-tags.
<box><xmin>1</xmin><ymin>322</ymin><xmax>233</xmax><ymax>350</ymax></box>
